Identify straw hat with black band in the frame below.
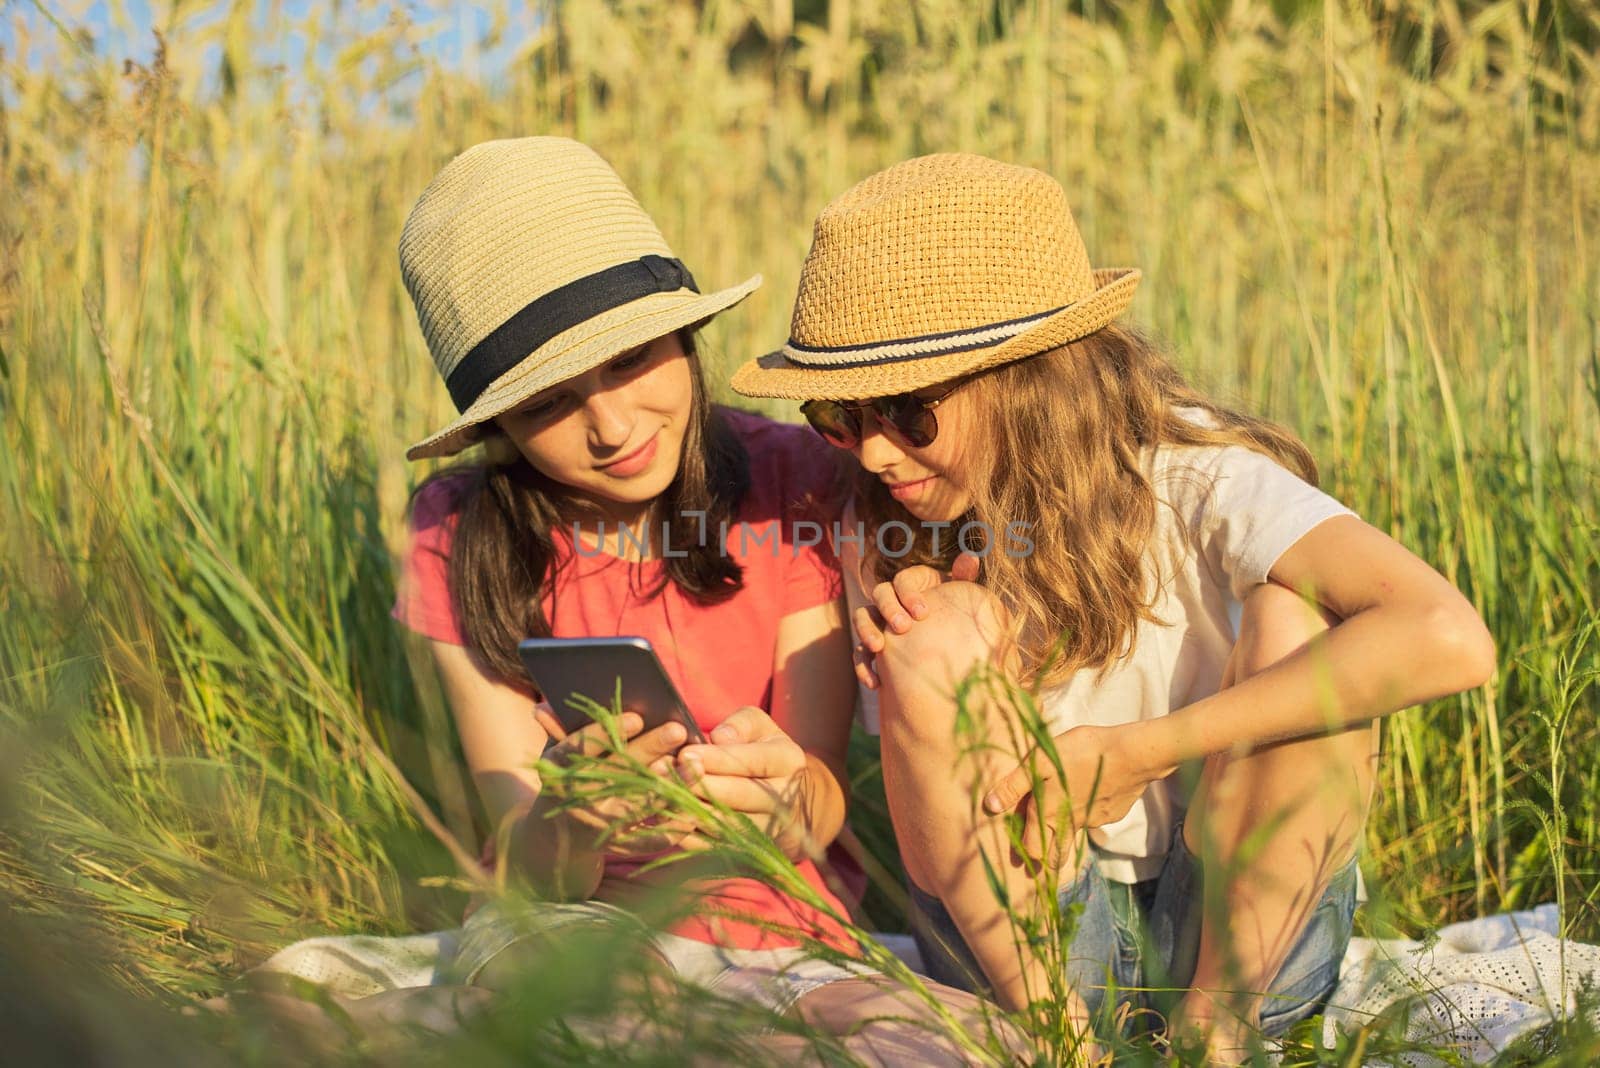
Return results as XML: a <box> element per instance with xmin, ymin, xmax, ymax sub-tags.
<box><xmin>729</xmin><ymin>152</ymin><xmax>1140</xmax><ymax>402</ymax></box>
<box><xmin>401</xmin><ymin>137</ymin><xmax>760</xmax><ymax>461</ymax></box>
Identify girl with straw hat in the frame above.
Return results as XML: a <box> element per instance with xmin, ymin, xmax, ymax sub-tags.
<box><xmin>393</xmin><ymin>137</ymin><xmax>1020</xmax><ymax>1061</ymax></box>
<box><xmin>732</xmin><ymin>151</ymin><xmax>1496</xmax><ymax>1062</ymax></box>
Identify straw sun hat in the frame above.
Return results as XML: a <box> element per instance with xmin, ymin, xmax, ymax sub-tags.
<box><xmin>730</xmin><ymin>152</ymin><xmax>1140</xmax><ymax>401</ymax></box>
<box><xmin>400</xmin><ymin>137</ymin><xmax>760</xmax><ymax>460</ymax></box>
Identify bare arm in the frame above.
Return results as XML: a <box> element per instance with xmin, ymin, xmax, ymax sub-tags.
<box><xmin>1128</xmin><ymin>515</ymin><xmax>1495</xmax><ymax>775</ymax></box>
<box><xmin>983</xmin><ymin>515</ymin><xmax>1496</xmax><ymax>821</ymax></box>
<box><xmin>771</xmin><ymin>596</ymin><xmax>856</xmax><ymax>852</ymax></box>
<box><xmin>429</xmin><ymin>639</ymin><xmax>604</xmax><ymax>899</ymax></box>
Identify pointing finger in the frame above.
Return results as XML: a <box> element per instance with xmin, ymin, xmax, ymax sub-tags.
<box><xmin>983</xmin><ymin>760</ymin><xmax>1037</xmax><ymax>815</ymax></box>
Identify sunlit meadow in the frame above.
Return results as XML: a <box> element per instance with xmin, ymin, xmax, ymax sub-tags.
<box><xmin>1</xmin><ymin>0</ymin><xmax>1597</xmax><ymax>1063</ymax></box>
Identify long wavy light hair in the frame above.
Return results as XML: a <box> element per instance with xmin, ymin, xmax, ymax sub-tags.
<box><xmin>854</xmin><ymin>322</ymin><xmax>1318</xmax><ymax>689</ymax></box>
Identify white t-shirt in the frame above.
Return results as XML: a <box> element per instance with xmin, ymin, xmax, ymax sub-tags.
<box><xmin>842</xmin><ymin>441</ymin><xmax>1357</xmax><ymax>884</ymax></box>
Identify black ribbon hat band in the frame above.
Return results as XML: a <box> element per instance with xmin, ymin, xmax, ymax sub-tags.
<box><xmin>445</xmin><ymin>254</ymin><xmax>699</xmax><ymax>413</ymax></box>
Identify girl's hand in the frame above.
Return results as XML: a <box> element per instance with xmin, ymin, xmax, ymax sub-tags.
<box><xmin>980</xmin><ymin>722</ymin><xmax>1176</xmax><ymax>868</ymax></box>
<box><xmin>853</xmin><ymin>552</ymin><xmax>983</xmax><ymax>690</ymax></box>
<box><xmin>674</xmin><ymin>707</ymin><xmax>815</xmax><ymax>859</ymax></box>
<box><xmin>541</xmin><ymin>711</ymin><xmax>707</xmax><ymax>858</ymax></box>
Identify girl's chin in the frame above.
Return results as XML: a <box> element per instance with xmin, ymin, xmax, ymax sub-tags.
<box><xmin>600</xmin><ymin>468</ymin><xmax>677</xmax><ymax>508</ymax></box>
<box><xmin>897</xmin><ymin>486</ymin><xmax>971</xmax><ymax>524</ymax></box>
<box><xmin>902</xmin><ymin>502</ymin><xmax>970</xmax><ymax>525</ymax></box>
<box><xmin>551</xmin><ymin>464</ymin><xmax>677</xmax><ymax>518</ymax></box>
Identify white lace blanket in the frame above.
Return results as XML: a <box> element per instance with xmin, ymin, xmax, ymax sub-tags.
<box><xmin>1322</xmin><ymin>904</ymin><xmax>1599</xmax><ymax>1064</ymax></box>
<box><xmin>256</xmin><ymin>906</ymin><xmax>1599</xmax><ymax>1062</ymax></box>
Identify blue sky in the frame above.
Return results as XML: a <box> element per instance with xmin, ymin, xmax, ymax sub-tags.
<box><xmin>5</xmin><ymin>1</ymin><xmax>514</xmax><ymax>92</ymax></box>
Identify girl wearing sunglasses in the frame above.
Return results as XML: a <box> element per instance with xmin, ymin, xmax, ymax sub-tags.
<box><xmin>733</xmin><ymin>153</ymin><xmax>1495</xmax><ymax>1062</ymax></box>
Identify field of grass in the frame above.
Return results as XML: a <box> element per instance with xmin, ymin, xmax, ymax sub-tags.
<box><xmin>2</xmin><ymin>0</ymin><xmax>1598</xmax><ymax>1063</ymax></box>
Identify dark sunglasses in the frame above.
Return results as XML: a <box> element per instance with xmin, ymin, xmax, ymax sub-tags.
<box><xmin>800</xmin><ymin>381</ymin><xmax>964</xmax><ymax>450</ymax></box>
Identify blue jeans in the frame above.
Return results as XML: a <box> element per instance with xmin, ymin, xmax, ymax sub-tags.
<box><xmin>907</xmin><ymin>822</ymin><xmax>1358</xmax><ymax>1037</ymax></box>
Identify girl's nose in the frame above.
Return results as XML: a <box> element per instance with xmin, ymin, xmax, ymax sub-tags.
<box><xmin>853</xmin><ymin>412</ymin><xmax>905</xmax><ymax>474</ymax></box>
<box><xmin>584</xmin><ymin>390</ymin><xmax>635</xmax><ymax>449</ymax></box>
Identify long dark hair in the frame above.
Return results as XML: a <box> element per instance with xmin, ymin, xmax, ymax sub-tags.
<box><xmin>410</xmin><ymin>333</ymin><xmax>750</xmax><ymax>684</ymax></box>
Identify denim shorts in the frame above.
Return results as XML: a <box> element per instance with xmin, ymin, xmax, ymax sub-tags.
<box><xmin>908</xmin><ymin>821</ymin><xmax>1359</xmax><ymax>1037</ymax></box>
<box><xmin>443</xmin><ymin>898</ymin><xmax>871</xmax><ymax>1020</ymax></box>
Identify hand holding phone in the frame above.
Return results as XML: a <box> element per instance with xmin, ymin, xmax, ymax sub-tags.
<box><xmin>536</xmin><ymin>710</ymin><xmax>707</xmax><ymax>858</ymax></box>
<box><xmin>518</xmin><ymin>637</ymin><xmax>710</xmax><ymax>858</ymax></box>
<box><xmin>675</xmin><ymin>706</ymin><xmax>817</xmax><ymax>860</ymax></box>
<box><xmin>517</xmin><ymin>636</ymin><xmax>707</xmax><ymax>745</ymax></box>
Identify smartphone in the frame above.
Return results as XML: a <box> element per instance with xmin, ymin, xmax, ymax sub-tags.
<box><xmin>516</xmin><ymin>636</ymin><xmax>708</xmax><ymax>744</ymax></box>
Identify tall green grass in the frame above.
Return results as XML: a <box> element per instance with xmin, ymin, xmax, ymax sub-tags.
<box><xmin>2</xmin><ymin>0</ymin><xmax>1598</xmax><ymax>1062</ymax></box>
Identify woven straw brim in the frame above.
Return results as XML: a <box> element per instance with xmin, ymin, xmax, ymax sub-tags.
<box><xmin>730</xmin><ymin>268</ymin><xmax>1139</xmax><ymax>401</ymax></box>
<box><xmin>407</xmin><ymin>275</ymin><xmax>760</xmax><ymax>460</ymax></box>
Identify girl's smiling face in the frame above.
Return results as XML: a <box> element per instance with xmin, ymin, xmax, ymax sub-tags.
<box><xmin>849</xmin><ymin>385</ymin><xmax>977</xmax><ymax>523</ymax></box>
<box><xmin>492</xmin><ymin>332</ymin><xmax>693</xmax><ymax>520</ymax></box>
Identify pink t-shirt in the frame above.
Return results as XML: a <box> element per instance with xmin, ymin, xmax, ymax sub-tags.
<box><xmin>394</xmin><ymin>408</ymin><xmax>856</xmax><ymax>953</ymax></box>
